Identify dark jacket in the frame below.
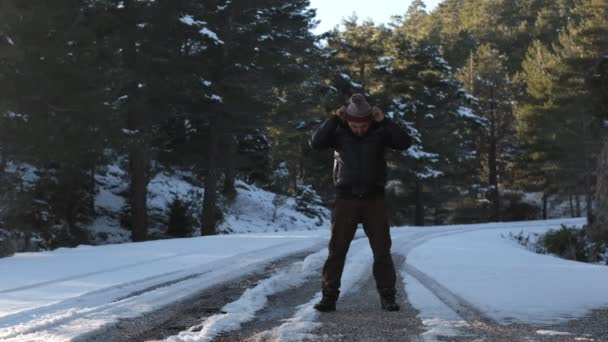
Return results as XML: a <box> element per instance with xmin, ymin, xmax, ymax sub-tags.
<box><xmin>309</xmin><ymin>116</ymin><xmax>412</xmax><ymax>197</ymax></box>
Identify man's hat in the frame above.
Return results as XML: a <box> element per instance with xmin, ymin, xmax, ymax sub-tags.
<box><xmin>345</xmin><ymin>93</ymin><xmax>372</xmax><ymax>122</ymax></box>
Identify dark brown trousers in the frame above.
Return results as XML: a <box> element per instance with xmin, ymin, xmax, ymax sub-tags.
<box><xmin>321</xmin><ymin>196</ymin><xmax>396</xmax><ymax>290</ymax></box>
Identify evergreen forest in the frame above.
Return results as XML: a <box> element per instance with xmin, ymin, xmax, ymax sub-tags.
<box><xmin>1</xmin><ymin>0</ymin><xmax>607</xmax><ymax>254</ymax></box>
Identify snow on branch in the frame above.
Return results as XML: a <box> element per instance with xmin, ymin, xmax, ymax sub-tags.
<box><xmin>179</xmin><ymin>15</ymin><xmax>224</xmax><ymax>45</ymax></box>
<box><xmin>455</xmin><ymin>106</ymin><xmax>486</xmax><ymax>125</ymax></box>
<box><xmin>404</xmin><ymin>144</ymin><xmax>439</xmax><ymax>162</ymax></box>
<box><xmin>416</xmin><ymin>166</ymin><xmax>444</xmax><ymax>179</ymax></box>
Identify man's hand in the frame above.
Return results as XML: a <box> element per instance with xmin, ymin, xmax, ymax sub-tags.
<box><xmin>372</xmin><ymin>106</ymin><xmax>384</xmax><ymax>122</ymax></box>
<box><xmin>335</xmin><ymin>105</ymin><xmax>347</xmax><ymax>123</ymax></box>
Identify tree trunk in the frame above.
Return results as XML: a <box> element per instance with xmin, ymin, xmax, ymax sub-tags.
<box><xmin>63</xmin><ymin>166</ymin><xmax>89</xmax><ymax>245</ymax></box>
<box><xmin>298</xmin><ymin>142</ymin><xmax>305</xmax><ymax>183</ymax></box>
<box><xmin>89</xmin><ymin>162</ymin><xmax>96</xmax><ymax>216</ymax></box>
<box><xmin>576</xmin><ymin>192</ymin><xmax>582</xmax><ymax>217</ymax></box>
<box><xmin>433</xmin><ymin>207</ymin><xmax>442</xmax><ymax>225</ymax></box>
<box><xmin>0</xmin><ymin>130</ymin><xmax>7</xmax><ymax>176</ymax></box>
<box><xmin>123</xmin><ymin>0</ymin><xmax>148</xmax><ymax>242</ymax></box>
<box><xmin>585</xmin><ymin>191</ymin><xmax>593</xmax><ymax>224</ymax></box>
<box><xmin>414</xmin><ymin>179</ymin><xmax>424</xmax><ymax>226</ymax></box>
<box><xmin>489</xmin><ymin>138</ymin><xmax>499</xmax><ymax>221</ymax></box>
<box><xmin>202</xmin><ymin>123</ymin><xmax>219</xmax><ymax>235</ymax></box>
<box><xmin>222</xmin><ymin>134</ymin><xmax>236</xmax><ymax>197</ymax></box>
<box><xmin>0</xmin><ymin>148</ymin><xmax>5</xmax><ymax>176</ymax></box>
<box><xmin>469</xmin><ymin>50</ymin><xmax>475</xmax><ymax>93</ymax></box>
<box><xmin>359</xmin><ymin>63</ymin><xmax>366</xmax><ymax>92</ymax></box>
<box><xmin>290</xmin><ymin>163</ymin><xmax>298</xmax><ymax>193</ymax></box>
<box><xmin>585</xmin><ymin>158</ymin><xmax>594</xmax><ymax>225</ymax></box>
<box><xmin>488</xmin><ymin>89</ymin><xmax>500</xmax><ymax>221</ymax></box>
<box><xmin>129</xmin><ymin>147</ymin><xmax>148</xmax><ymax>241</ymax></box>
<box><xmin>65</xmin><ymin>198</ymin><xmax>82</xmax><ymax>245</ymax></box>
<box><xmin>588</xmin><ymin>138</ymin><xmax>608</xmax><ymax>241</ymax></box>
<box><xmin>542</xmin><ymin>192</ymin><xmax>548</xmax><ymax>220</ymax></box>
<box><xmin>569</xmin><ymin>193</ymin><xmax>575</xmax><ymax>218</ymax></box>
<box><xmin>64</xmin><ymin>176</ymin><xmax>77</xmax><ymax>244</ymax></box>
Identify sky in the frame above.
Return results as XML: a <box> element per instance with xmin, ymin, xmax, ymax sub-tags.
<box><xmin>308</xmin><ymin>0</ymin><xmax>444</xmax><ymax>34</ymax></box>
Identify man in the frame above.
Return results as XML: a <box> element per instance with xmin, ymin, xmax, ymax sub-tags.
<box><xmin>309</xmin><ymin>93</ymin><xmax>412</xmax><ymax>312</ymax></box>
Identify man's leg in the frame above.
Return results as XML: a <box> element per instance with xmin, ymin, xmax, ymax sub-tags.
<box><xmin>362</xmin><ymin>197</ymin><xmax>399</xmax><ymax>311</ymax></box>
<box><xmin>361</xmin><ymin>197</ymin><xmax>396</xmax><ymax>289</ymax></box>
<box><xmin>321</xmin><ymin>198</ymin><xmax>359</xmax><ymax>290</ymax></box>
<box><xmin>315</xmin><ymin>197</ymin><xmax>359</xmax><ymax>312</ymax></box>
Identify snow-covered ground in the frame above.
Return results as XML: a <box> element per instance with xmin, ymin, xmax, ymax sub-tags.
<box><xmin>218</xmin><ymin>180</ymin><xmax>328</xmax><ymax>234</ymax></box>
<box><xmin>89</xmin><ymin>164</ymin><xmax>328</xmax><ymax>244</ymax></box>
<box><xmin>397</xmin><ymin>217</ymin><xmax>602</xmax><ymax>340</ymax></box>
<box><xmin>2</xmin><ymin>216</ymin><xmax>606</xmax><ymax>341</ymax></box>
<box><xmin>0</xmin><ymin>231</ymin><xmax>328</xmax><ymax>341</ymax></box>
<box><xmin>406</xmin><ymin>221</ymin><xmax>607</xmax><ymax>324</ymax></box>
<box><xmin>513</xmin><ymin>190</ymin><xmax>588</xmax><ymax>219</ymax></box>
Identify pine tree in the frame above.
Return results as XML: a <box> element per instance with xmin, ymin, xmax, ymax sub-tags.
<box><xmin>517</xmin><ymin>0</ymin><xmax>607</xmax><ymax>225</ymax></box>
<box><xmin>0</xmin><ymin>0</ymin><xmax>115</xmax><ymax>246</ymax></box>
<box><xmin>571</xmin><ymin>0</ymin><xmax>608</xmax><ymax>239</ymax></box>
<box><xmin>193</xmin><ymin>0</ymin><xmax>320</xmax><ymax>234</ymax></box>
<box><xmin>326</xmin><ymin>16</ymin><xmax>390</xmax><ymax>93</ymax></box>
<box><xmin>247</xmin><ymin>0</ymin><xmax>322</xmax><ymax>194</ymax></box>
<box><xmin>399</xmin><ymin>0</ymin><xmax>432</xmax><ymax>42</ymax></box>
<box><xmin>375</xmin><ymin>29</ymin><xmax>485</xmax><ymax>225</ymax></box>
<box><xmin>457</xmin><ymin>44</ymin><xmax>516</xmax><ymax>221</ymax></box>
<box><xmin>165</xmin><ymin>194</ymin><xmax>194</xmax><ymax>238</ymax></box>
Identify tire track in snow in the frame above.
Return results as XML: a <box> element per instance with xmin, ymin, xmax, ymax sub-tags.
<box><xmin>394</xmin><ymin>227</ymin><xmax>496</xmax><ymax>326</ymax></box>
<box><xmin>0</xmin><ymin>239</ymin><xmax>326</xmax><ymax>341</ymax></box>
<box><xmin>0</xmin><ymin>268</ymin><xmax>186</xmax><ymax>327</ymax></box>
<box><xmin>245</xmin><ymin>236</ymin><xmax>376</xmax><ymax>342</ymax></box>
<box><xmin>239</xmin><ymin>228</ymin><xmax>490</xmax><ymax>341</ymax></box>
<box><xmin>2</xmin><ymin>219</ymin><xmax>585</xmax><ymax>341</ymax></box>
<box><xmin>310</xmin><ymin>253</ymin><xmax>427</xmax><ymax>342</ymax></box>
<box><xmin>1</xmin><ymin>239</ymin><xmax>323</xmax><ymax>327</ymax></box>
<box><xmin>111</xmin><ymin>271</ymin><xmax>212</xmax><ymax>303</ymax></box>
<box><xmin>0</xmin><ymin>251</ymin><xmax>205</xmax><ymax>294</ymax></box>
<box><xmin>403</xmin><ymin>263</ymin><xmax>493</xmax><ymax>324</ymax></box>
<box><xmin>240</xmin><ymin>219</ymin><xmax>585</xmax><ymax>341</ymax></box>
<box><xmin>393</xmin><ymin>218</ymin><xmax>586</xmax><ymax>339</ymax></box>
<box><xmin>160</xmin><ymin>245</ymin><xmax>329</xmax><ymax>341</ymax></box>
<box><xmin>80</xmin><ymin>244</ymin><xmax>335</xmax><ymax>342</ymax></box>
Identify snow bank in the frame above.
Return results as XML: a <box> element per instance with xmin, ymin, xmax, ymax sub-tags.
<box><xmin>219</xmin><ymin>180</ymin><xmax>329</xmax><ymax>234</ymax></box>
<box><xmin>404</xmin><ymin>218</ymin><xmax>606</xmax><ymax>325</ymax></box>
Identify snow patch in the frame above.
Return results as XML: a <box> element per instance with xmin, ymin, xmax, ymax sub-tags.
<box><xmin>405</xmin><ymin>145</ymin><xmax>439</xmax><ymax>161</ymax></box>
<box><xmin>405</xmin><ymin>218</ymin><xmax>606</xmax><ymax>325</ymax></box>
<box><xmin>200</xmin><ymin>28</ymin><xmax>224</xmax><ymax>45</ymax></box>
<box><xmin>3</xmin><ymin>111</ymin><xmax>29</xmax><ymax>123</ymax></box>
<box><xmin>206</xmin><ymin>94</ymin><xmax>223</xmax><ymax>102</ymax></box>
<box><xmin>403</xmin><ymin>273</ymin><xmax>469</xmax><ymax>340</ymax></box>
<box><xmin>252</xmin><ymin>236</ymin><xmax>371</xmax><ymax>341</ymax></box>
<box><xmin>164</xmin><ymin>249</ymin><xmax>327</xmax><ymax>341</ymax></box>
<box><xmin>179</xmin><ymin>15</ymin><xmax>206</xmax><ymax>27</ymax></box>
<box><xmin>536</xmin><ymin>330</ymin><xmax>573</xmax><ymax>336</ymax></box>
<box><xmin>416</xmin><ymin>167</ymin><xmax>444</xmax><ymax>180</ymax></box>
<box><xmin>219</xmin><ymin>180</ymin><xmax>329</xmax><ymax>234</ymax></box>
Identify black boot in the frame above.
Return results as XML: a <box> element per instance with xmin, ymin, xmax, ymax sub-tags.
<box><xmin>378</xmin><ymin>288</ymin><xmax>400</xmax><ymax>311</ymax></box>
<box><xmin>314</xmin><ymin>288</ymin><xmax>339</xmax><ymax>312</ymax></box>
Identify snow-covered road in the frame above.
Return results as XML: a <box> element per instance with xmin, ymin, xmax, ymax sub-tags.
<box><xmin>0</xmin><ymin>234</ymin><xmax>327</xmax><ymax>341</ymax></box>
<box><xmin>2</xmin><ymin>217</ymin><xmax>607</xmax><ymax>341</ymax></box>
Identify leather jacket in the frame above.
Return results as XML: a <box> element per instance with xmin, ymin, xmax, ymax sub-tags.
<box><xmin>309</xmin><ymin>116</ymin><xmax>412</xmax><ymax>197</ymax></box>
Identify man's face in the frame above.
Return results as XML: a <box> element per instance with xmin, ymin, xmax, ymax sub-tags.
<box><xmin>347</xmin><ymin>120</ymin><xmax>371</xmax><ymax>137</ymax></box>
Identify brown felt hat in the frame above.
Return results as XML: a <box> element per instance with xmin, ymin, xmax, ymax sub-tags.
<box><xmin>345</xmin><ymin>93</ymin><xmax>372</xmax><ymax>122</ymax></box>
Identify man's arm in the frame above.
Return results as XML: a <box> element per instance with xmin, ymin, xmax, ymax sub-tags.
<box><xmin>381</xmin><ymin>117</ymin><xmax>412</xmax><ymax>150</ymax></box>
<box><xmin>372</xmin><ymin>107</ymin><xmax>412</xmax><ymax>151</ymax></box>
<box><xmin>309</xmin><ymin>115</ymin><xmax>340</xmax><ymax>150</ymax></box>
